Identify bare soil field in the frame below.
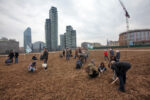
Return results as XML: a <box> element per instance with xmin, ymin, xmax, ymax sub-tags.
<box><xmin>0</xmin><ymin>48</ymin><xmax>150</xmax><ymax>100</ymax></box>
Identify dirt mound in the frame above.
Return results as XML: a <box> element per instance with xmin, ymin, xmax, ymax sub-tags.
<box><xmin>0</xmin><ymin>49</ymin><xmax>150</xmax><ymax>100</ymax></box>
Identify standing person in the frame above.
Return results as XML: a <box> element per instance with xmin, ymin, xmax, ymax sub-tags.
<box><xmin>110</xmin><ymin>61</ymin><xmax>131</xmax><ymax>92</ymax></box>
<box><xmin>116</xmin><ymin>50</ymin><xmax>120</xmax><ymax>62</ymax></box>
<box><xmin>15</xmin><ymin>52</ymin><xmax>19</xmax><ymax>64</ymax></box>
<box><xmin>110</xmin><ymin>48</ymin><xmax>114</xmax><ymax>61</ymax></box>
<box><xmin>66</xmin><ymin>48</ymin><xmax>70</xmax><ymax>60</ymax></box>
<box><xmin>63</xmin><ymin>49</ymin><xmax>65</xmax><ymax>57</ymax></box>
<box><xmin>42</xmin><ymin>48</ymin><xmax>48</xmax><ymax>70</ymax></box>
<box><xmin>104</xmin><ymin>49</ymin><xmax>109</xmax><ymax>61</ymax></box>
<box><xmin>74</xmin><ymin>48</ymin><xmax>78</xmax><ymax>59</ymax></box>
<box><xmin>69</xmin><ymin>49</ymin><xmax>72</xmax><ymax>57</ymax></box>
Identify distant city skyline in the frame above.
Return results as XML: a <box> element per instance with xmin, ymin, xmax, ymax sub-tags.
<box><xmin>0</xmin><ymin>0</ymin><xmax>150</xmax><ymax>47</ymax></box>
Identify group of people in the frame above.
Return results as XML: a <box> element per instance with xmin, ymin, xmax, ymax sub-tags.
<box><xmin>28</xmin><ymin>48</ymin><xmax>49</xmax><ymax>72</ymax></box>
<box><xmin>60</xmin><ymin>47</ymin><xmax>89</xmax><ymax>64</ymax></box>
<box><xmin>5</xmin><ymin>50</ymin><xmax>19</xmax><ymax>64</ymax></box>
<box><xmin>4</xmin><ymin>47</ymin><xmax>131</xmax><ymax>92</ymax></box>
<box><xmin>104</xmin><ymin>48</ymin><xmax>120</xmax><ymax>62</ymax></box>
<box><xmin>85</xmin><ymin>48</ymin><xmax>131</xmax><ymax>92</ymax></box>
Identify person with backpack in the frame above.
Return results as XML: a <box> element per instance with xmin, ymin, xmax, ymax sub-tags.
<box><xmin>110</xmin><ymin>61</ymin><xmax>131</xmax><ymax>92</ymax></box>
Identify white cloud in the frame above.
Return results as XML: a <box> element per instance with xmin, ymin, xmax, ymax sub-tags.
<box><xmin>0</xmin><ymin>0</ymin><xmax>150</xmax><ymax>47</ymax></box>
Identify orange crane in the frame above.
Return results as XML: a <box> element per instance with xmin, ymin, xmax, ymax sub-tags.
<box><xmin>118</xmin><ymin>0</ymin><xmax>130</xmax><ymax>31</ymax></box>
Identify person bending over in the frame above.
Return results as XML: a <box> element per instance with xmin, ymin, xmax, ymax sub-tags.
<box><xmin>110</xmin><ymin>61</ymin><xmax>131</xmax><ymax>92</ymax></box>
<box><xmin>86</xmin><ymin>60</ymin><xmax>99</xmax><ymax>78</ymax></box>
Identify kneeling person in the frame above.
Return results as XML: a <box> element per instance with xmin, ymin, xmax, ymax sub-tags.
<box><xmin>76</xmin><ymin>58</ymin><xmax>82</xmax><ymax>69</ymax></box>
<box><xmin>98</xmin><ymin>62</ymin><xmax>106</xmax><ymax>73</ymax></box>
<box><xmin>86</xmin><ymin>60</ymin><xmax>99</xmax><ymax>78</ymax></box>
<box><xmin>28</xmin><ymin>62</ymin><xmax>37</xmax><ymax>72</ymax></box>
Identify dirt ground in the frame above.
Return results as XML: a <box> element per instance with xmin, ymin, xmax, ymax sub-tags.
<box><xmin>0</xmin><ymin>48</ymin><xmax>150</xmax><ymax>100</ymax></box>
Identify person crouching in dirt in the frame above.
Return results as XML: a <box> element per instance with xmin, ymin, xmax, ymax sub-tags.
<box><xmin>110</xmin><ymin>61</ymin><xmax>131</xmax><ymax>92</ymax></box>
<box><xmin>98</xmin><ymin>62</ymin><xmax>106</xmax><ymax>74</ymax></box>
<box><xmin>28</xmin><ymin>62</ymin><xmax>37</xmax><ymax>72</ymax></box>
<box><xmin>116</xmin><ymin>50</ymin><xmax>120</xmax><ymax>62</ymax></box>
<box><xmin>86</xmin><ymin>59</ymin><xmax>99</xmax><ymax>78</ymax></box>
<box><xmin>42</xmin><ymin>48</ymin><xmax>48</xmax><ymax>70</ymax></box>
<box><xmin>110</xmin><ymin>55</ymin><xmax>117</xmax><ymax>62</ymax></box>
<box><xmin>28</xmin><ymin>57</ymin><xmax>38</xmax><ymax>72</ymax></box>
<box><xmin>76</xmin><ymin>58</ymin><xmax>82</xmax><ymax>69</ymax></box>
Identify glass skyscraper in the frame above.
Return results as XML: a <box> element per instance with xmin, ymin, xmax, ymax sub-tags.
<box><xmin>24</xmin><ymin>27</ymin><xmax>32</xmax><ymax>51</ymax></box>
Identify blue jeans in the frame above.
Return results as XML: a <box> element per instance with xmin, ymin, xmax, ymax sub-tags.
<box><xmin>66</xmin><ymin>54</ymin><xmax>70</xmax><ymax>60</ymax></box>
<box><xmin>15</xmin><ymin>58</ymin><xmax>18</xmax><ymax>63</ymax></box>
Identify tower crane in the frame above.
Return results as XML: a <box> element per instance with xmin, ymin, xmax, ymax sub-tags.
<box><xmin>118</xmin><ymin>0</ymin><xmax>130</xmax><ymax>31</ymax></box>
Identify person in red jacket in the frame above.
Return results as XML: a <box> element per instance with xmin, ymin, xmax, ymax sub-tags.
<box><xmin>104</xmin><ymin>49</ymin><xmax>109</xmax><ymax>61</ymax></box>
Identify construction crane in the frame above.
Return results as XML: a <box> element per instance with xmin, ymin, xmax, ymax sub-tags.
<box><xmin>118</xmin><ymin>0</ymin><xmax>130</xmax><ymax>31</ymax></box>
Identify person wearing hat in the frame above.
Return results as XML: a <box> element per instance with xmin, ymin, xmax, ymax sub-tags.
<box><xmin>110</xmin><ymin>61</ymin><xmax>131</xmax><ymax>92</ymax></box>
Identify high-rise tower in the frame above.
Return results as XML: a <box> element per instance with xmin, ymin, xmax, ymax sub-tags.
<box><xmin>24</xmin><ymin>27</ymin><xmax>32</xmax><ymax>51</ymax></box>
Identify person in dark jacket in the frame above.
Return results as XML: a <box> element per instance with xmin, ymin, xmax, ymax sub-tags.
<box><xmin>43</xmin><ymin>48</ymin><xmax>48</xmax><ymax>64</ymax></box>
<box><xmin>116</xmin><ymin>50</ymin><xmax>120</xmax><ymax>62</ymax></box>
<box><xmin>63</xmin><ymin>49</ymin><xmax>65</xmax><ymax>57</ymax></box>
<box><xmin>110</xmin><ymin>61</ymin><xmax>131</xmax><ymax>92</ymax></box>
<box><xmin>76</xmin><ymin>58</ymin><xmax>82</xmax><ymax>69</ymax></box>
<box><xmin>15</xmin><ymin>52</ymin><xmax>19</xmax><ymax>64</ymax></box>
<box><xmin>110</xmin><ymin>48</ymin><xmax>114</xmax><ymax>61</ymax></box>
<box><xmin>5</xmin><ymin>50</ymin><xmax>14</xmax><ymax>64</ymax></box>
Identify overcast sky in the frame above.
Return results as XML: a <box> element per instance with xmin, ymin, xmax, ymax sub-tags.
<box><xmin>0</xmin><ymin>0</ymin><xmax>150</xmax><ymax>47</ymax></box>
